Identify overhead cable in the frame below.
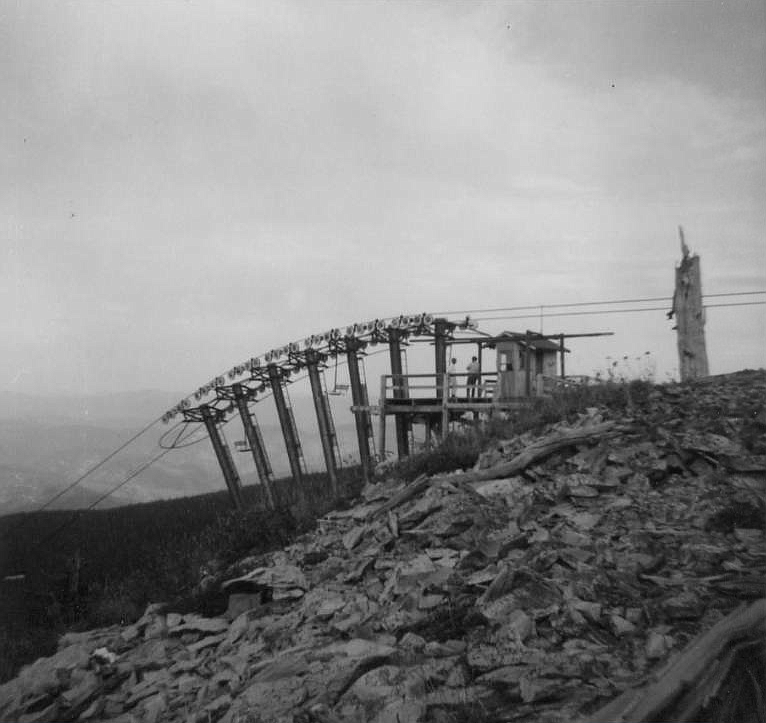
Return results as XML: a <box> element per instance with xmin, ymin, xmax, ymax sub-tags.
<box><xmin>10</xmin><ymin>415</ymin><xmax>164</xmax><ymax>530</ymax></box>
<box><xmin>35</xmin><ymin>448</ymin><xmax>173</xmax><ymax>550</ymax></box>
<box><xmin>433</xmin><ymin>290</ymin><xmax>766</xmax><ymax>316</ymax></box>
<box><xmin>471</xmin><ymin>300</ymin><xmax>766</xmax><ymax>322</ymax></box>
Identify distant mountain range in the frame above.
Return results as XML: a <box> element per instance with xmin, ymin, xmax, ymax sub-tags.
<box><xmin>0</xmin><ymin>389</ymin><xmax>363</xmax><ymax>516</ymax></box>
<box><xmin>0</xmin><ymin>390</ymin><xmax>185</xmax><ymax>428</ymax></box>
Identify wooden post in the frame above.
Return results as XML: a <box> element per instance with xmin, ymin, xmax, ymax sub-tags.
<box><xmin>345</xmin><ymin>338</ymin><xmax>373</xmax><ymax>483</ymax></box>
<box><xmin>306</xmin><ymin>351</ymin><xmax>339</xmax><ymax>498</ymax></box>
<box><xmin>670</xmin><ymin>227</ymin><xmax>709</xmax><ymax>381</ymax></box>
<box><xmin>476</xmin><ymin>343</ymin><xmax>483</xmax><ymax>397</ymax></box>
<box><xmin>425</xmin><ymin>418</ymin><xmax>434</xmax><ymax>449</ymax></box>
<box><xmin>388</xmin><ymin>330</ymin><xmax>409</xmax><ymax>459</ymax></box>
<box><xmin>559</xmin><ymin>334</ymin><xmax>566</xmax><ymax>379</ymax></box>
<box><xmin>524</xmin><ymin>332</ymin><xmax>532</xmax><ymax>396</ymax></box>
<box><xmin>267</xmin><ymin>363</ymin><xmax>304</xmax><ymax>489</ymax></box>
<box><xmin>200</xmin><ymin>404</ymin><xmax>244</xmax><ymax>509</ymax></box>
<box><xmin>441</xmin><ymin>372</ymin><xmax>450</xmax><ymax>439</ymax></box>
<box><xmin>378</xmin><ymin>374</ymin><xmax>387</xmax><ymax>461</ymax></box>
<box><xmin>433</xmin><ymin>319</ymin><xmax>449</xmax><ymax>400</ymax></box>
<box><xmin>232</xmin><ymin>384</ymin><xmax>276</xmax><ymax>510</ymax></box>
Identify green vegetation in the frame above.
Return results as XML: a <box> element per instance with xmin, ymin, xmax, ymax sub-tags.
<box><xmin>0</xmin><ymin>376</ymin><xmax>655</xmax><ymax>683</ymax></box>
<box><xmin>394</xmin><ymin>378</ymin><xmax>653</xmax><ymax>482</ymax></box>
<box><xmin>0</xmin><ymin>466</ymin><xmax>364</xmax><ymax>683</ymax></box>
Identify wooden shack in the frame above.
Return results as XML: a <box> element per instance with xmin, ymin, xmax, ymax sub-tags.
<box><xmin>493</xmin><ymin>332</ymin><xmax>568</xmax><ymax>400</ymax></box>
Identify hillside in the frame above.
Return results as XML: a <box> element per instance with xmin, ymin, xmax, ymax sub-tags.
<box><xmin>0</xmin><ymin>390</ymin><xmax>359</xmax><ymax>514</ymax></box>
<box><xmin>0</xmin><ymin>390</ymin><xmax>214</xmax><ymax>513</ymax></box>
<box><xmin>0</xmin><ymin>371</ymin><xmax>764</xmax><ymax>723</ymax></box>
<box><xmin>0</xmin><ymin>391</ymin><xmax>185</xmax><ymax>429</ymax></box>
<box><xmin>0</xmin><ymin>419</ymin><xmax>222</xmax><ymax>513</ymax></box>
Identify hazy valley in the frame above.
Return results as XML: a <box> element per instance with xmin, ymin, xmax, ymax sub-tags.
<box><xmin>0</xmin><ymin>389</ymin><xmax>359</xmax><ymax>515</ymax></box>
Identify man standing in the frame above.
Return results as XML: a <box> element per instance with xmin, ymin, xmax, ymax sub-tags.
<box><xmin>466</xmin><ymin>356</ymin><xmax>480</xmax><ymax>398</ymax></box>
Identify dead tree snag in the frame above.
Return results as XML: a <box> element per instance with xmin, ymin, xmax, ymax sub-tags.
<box><xmin>669</xmin><ymin>226</ymin><xmax>709</xmax><ymax>381</ymax></box>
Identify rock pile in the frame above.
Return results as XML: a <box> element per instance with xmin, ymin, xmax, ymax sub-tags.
<box><xmin>1</xmin><ymin>371</ymin><xmax>764</xmax><ymax>723</ymax></box>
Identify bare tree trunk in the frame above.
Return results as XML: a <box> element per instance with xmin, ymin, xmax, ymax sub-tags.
<box><xmin>670</xmin><ymin>227</ymin><xmax>709</xmax><ymax>381</ymax></box>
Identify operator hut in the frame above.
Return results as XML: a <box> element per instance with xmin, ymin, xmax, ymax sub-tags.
<box><xmin>493</xmin><ymin>332</ymin><xmax>568</xmax><ymax>400</ymax></box>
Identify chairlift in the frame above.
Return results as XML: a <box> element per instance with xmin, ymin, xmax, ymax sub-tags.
<box><xmin>327</xmin><ymin>354</ymin><xmax>349</xmax><ymax>396</ymax></box>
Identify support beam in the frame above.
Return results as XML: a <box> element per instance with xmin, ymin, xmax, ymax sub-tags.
<box><xmin>200</xmin><ymin>405</ymin><xmax>243</xmax><ymax>510</ymax></box>
<box><xmin>267</xmin><ymin>363</ymin><xmax>304</xmax><ymax>488</ymax></box>
<box><xmin>670</xmin><ymin>227</ymin><xmax>709</xmax><ymax>381</ymax></box>
<box><xmin>425</xmin><ymin>418</ymin><xmax>434</xmax><ymax>449</ymax></box>
<box><xmin>433</xmin><ymin>319</ymin><xmax>449</xmax><ymax>400</ymax></box>
<box><xmin>232</xmin><ymin>384</ymin><xmax>276</xmax><ymax>510</ymax></box>
<box><xmin>378</xmin><ymin>374</ymin><xmax>387</xmax><ymax>461</ymax></box>
<box><xmin>388</xmin><ymin>330</ymin><xmax>409</xmax><ymax>459</ymax></box>
<box><xmin>441</xmin><ymin>373</ymin><xmax>450</xmax><ymax>440</ymax></box>
<box><xmin>559</xmin><ymin>335</ymin><xmax>566</xmax><ymax>379</ymax></box>
<box><xmin>524</xmin><ymin>332</ymin><xmax>532</xmax><ymax>397</ymax></box>
<box><xmin>476</xmin><ymin>342</ymin><xmax>483</xmax><ymax>398</ymax></box>
<box><xmin>306</xmin><ymin>351</ymin><xmax>339</xmax><ymax>498</ymax></box>
<box><xmin>345</xmin><ymin>339</ymin><xmax>373</xmax><ymax>483</ymax></box>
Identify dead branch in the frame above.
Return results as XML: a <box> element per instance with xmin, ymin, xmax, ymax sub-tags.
<box><xmin>449</xmin><ymin>420</ymin><xmax>629</xmax><ymax>485</ymax></box>
<box><xmin>370</xmin><ymin>474</ymin><xmax>430</xmax><ymax>519</ymax></box>
<box><xmin>586</xmin><ymin>598</ymin><xmax>766</xmax><ymax>723</ymax></box>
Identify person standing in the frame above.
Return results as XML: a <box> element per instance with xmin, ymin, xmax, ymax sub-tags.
<box><xmin>466</xmin><ymin>356</ymin><xmax>480</xmax><ymax>398</ymax></box>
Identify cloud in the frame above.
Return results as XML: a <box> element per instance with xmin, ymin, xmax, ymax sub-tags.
<box><xmin>2</xmin><ymin>0</ymin><xmax>763</xmax><ymax>393</ymax></box>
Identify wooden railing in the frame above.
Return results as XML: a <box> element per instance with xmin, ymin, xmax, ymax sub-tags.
<box><xmin>381</xmin><ymin>371</ymin><xmax>498</xmax><ymax>400</ymax></box>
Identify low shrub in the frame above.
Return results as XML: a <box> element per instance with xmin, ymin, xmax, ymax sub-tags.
<box><xmin>392</xmin><ymin>377</ymin><xmax>656</xmax><ymax>483</ymax></box>
<box><xmin>0</xmin><ymin>464</ymin><xmax>367</xmax><ymax>683</ymax></box>
<box><xmin>0</xmin><ymin>626</ymin><xmax>59</xmax><ymax>684</ymax></box>
<box><xmin>396</xmin><ymin>432</ymin><xmax>483</xmax><ymax>481</ymax></box>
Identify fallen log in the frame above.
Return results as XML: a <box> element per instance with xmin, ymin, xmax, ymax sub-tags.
<box><xmin>585</xmin><ymin>598</ymin><xmax>766</xmax><ymax>723</ymax></box>
<box><xmin>370</xmin><ymin>423</ymin><xmax>630</xmax><ymax>519</ymax></box>
<box><xmin>370</xmin><ymin>474</ymin><xmax>429</xmax><ymax>519</ymax></box>
<box><xmin>449</xmin><ymin>420</ymin><xmax>630</xmax><ymax>486</ymax></box>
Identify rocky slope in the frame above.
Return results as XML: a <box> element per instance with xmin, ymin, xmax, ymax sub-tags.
<box><xmin>1</xmin><ymin>371</ymin><xmax>764</xmax><ymax>723</ymax></box>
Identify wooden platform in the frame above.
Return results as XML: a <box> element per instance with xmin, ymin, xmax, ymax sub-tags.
<box><xmin>355</xmin><ymin>396</ymin><xmax>534</xmax><ymax>417</ymax></box>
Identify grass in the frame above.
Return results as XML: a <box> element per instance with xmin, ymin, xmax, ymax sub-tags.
<box><xmin>393</xmin><ymin>379</ymin><xmax>653</xmax><ymax>482</ymax></box>
<box><xmin>0</xmin><ymin>377</ymin><xmax>657</xmax><ymax>683</ymax></box>
<box><xmin>0</xmin><ymin>465</ymin><xmax>365</xmax><ymax>683</ymax></box>
<box><xmin>398</xmin><ymin>593</ymin><xmax>488</xmax><ymax>643</ymax></box>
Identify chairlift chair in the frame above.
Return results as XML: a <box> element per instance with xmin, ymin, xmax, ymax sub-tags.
<box><xmin>327</xmin><ymin>354</ymin><xmax>349</xmax><ymax>395</ymax></box>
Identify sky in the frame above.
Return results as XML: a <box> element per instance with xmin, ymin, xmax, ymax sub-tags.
<box><xmin>3</xmin><ymin>0</ymin><xmax>765</xmax><ymax>399</ymax></box>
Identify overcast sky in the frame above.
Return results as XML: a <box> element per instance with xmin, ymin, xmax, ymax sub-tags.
<box><xmin>4</xmin><ymin>0</ymin><xmax>765</xmax><ymax>397</ymax></box>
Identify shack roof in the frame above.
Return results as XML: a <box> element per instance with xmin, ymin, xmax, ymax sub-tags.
<box><xmin>498</xmin><ymin>332</ymin><xmax>569</xmax><ymax>353</ymax></box>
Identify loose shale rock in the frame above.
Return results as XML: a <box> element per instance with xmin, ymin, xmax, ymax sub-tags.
<box><xmin>2</xmin><ymin>371</ymin><xmax>764</xmax><ymax>722</ymax></box>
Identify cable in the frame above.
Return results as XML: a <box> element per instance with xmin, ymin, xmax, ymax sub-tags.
<box><xmin>160</xmin><ymin>422</ymin><xmax>208</xmax><ymax>449</ymax></box>
<box><xmin>35</xmin><ymin>448</ymin><xmax>173</xmax><ymax>549</ymax></box>
<box><xmin>158</xmin><ymin>419</ymin><xmax>209</xmax><ymax>449</ymax></box>
<box><xmin>158</xmin><ymin>420</ymin><xmax>191</xmax><ymax>449</ymax></box>
<box><xmin>34</xmin><ymin>416</ymin><xmax>163</xmax><ymax>513</ymax></box>
<box><xmin>705</xmin><ymin>291</ymin><xmax>766</xmax><ymax>298</ymax></box>
<box><xmin>86</xmin><ymin>449</ymin><xmax>171</xmax><ymax>511</ymax></box>
<box><xmin>471</xmin><ymin>300</ymin><xmax>766</xmax><ymax>322</ymax></box>
<box><xmin>433</xmin><ymin>290</ymin><xmax>766</xmax><ymax>316</ymax></box>
<box><xmin>705</xmin><ymin>301</ymin><xmax>766</xmax><ymax>309</ymax></box>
